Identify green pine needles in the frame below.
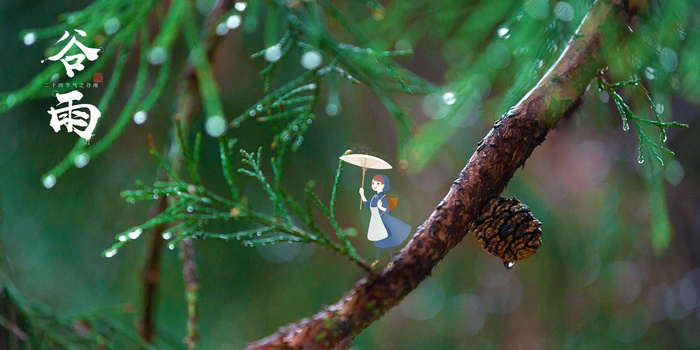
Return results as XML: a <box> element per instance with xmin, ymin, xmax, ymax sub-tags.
<box><xmin>106</xmin><ymin>140</ymin><xmax>371</xmax><ymax>272</ymax></box>
<box><xmin>596</xmin><ymin>70</ymin><xmax>689</xmax><ymax>166</ymax></box>
<box><xmin>0</xmin><ymin>276</ymin><xmax>180</xmax><ymax>349</ymax></box>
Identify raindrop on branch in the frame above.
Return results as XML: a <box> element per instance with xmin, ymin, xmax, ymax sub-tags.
<box><xmin>104</xmin><ymin>18</ymin><xmax>120</xmax><ymax>35</ymax></box>
<box><xmin>43</xmin><ymin>175</ymin><xmax>56</xmax><ymax>189</ymax></box>
<box><xmin>326</xmin><ymin>103</ymin><xmax>340</xmax><ymax>116</ymax></box>
<box><xmin>216</xmin><ymin>22</ymin><xmax>229</xmax><ymax>36</ymax></box>
<box><xmin>227</xmin><ymin>15</ymin><xmax>242</xmax><ymax>29</ymax></box>
<box><xmin>148</xmin><ymin>47</ymin><xmax>167</xmax><ymax>65</ymax></box>
<box><xmin>655</xmin><ymin>103</ymin><xmax>665</xmax><ymax>114</ymax></box>
<box><xmin>74</xmin><ymin>153</ymin><xmax>90</xmax><ymax>168</ymax></box>
<box><xmin>205</xmin><ymin>116</ymin><xmax>228</xmax><ymax>137</ymax></box>
<box><xmin>644</xmin><ymin>67</ymin><xmax>655</xmax><ymax>80</ymax></box>
<box><xmin>264</xmin><ymin>45</ymin><xmax>282</xmax><ymax>62</ymax></box>
<box><xmin>554</xmin><ymin>2</ymin><xmax>574</xmax><ymax>22</ymax></box>
<box><xmin>301</xmin><ymin>51</ymin><xmax>322</xmax><ymax>70</ymax></box>
<box><xmin>442</xmin><ymin>92</ymin><xmax>456</xmax><ymax>105</ymax></box>
<box><xmin>23</xmin><ymin>32</ymin><xmax>36</xmax><ymax>46</ymax></box>
<box><xmin>128</xmin><ymin>228</ymin><xmax>143</xmax><ymax>239</ymax></box>
<box><xmin>660</xmin><ymin>48</ymin><xmax>678</xmax><ymax>72</ymax></box>
<box><xmin>133</xmin><ymin>110</ymin><xmax>148</xmax><ymax>124</ymax></box>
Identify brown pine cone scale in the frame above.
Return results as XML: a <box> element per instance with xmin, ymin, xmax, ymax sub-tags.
<box><xmin>469</xmin><ymin>196</ymin><xmax>542</xmax><ymax>268</ymax></box>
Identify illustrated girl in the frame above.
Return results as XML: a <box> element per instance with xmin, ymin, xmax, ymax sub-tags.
<box><xmin>359</xmin><ymin>174</ymin><xmax>411</xmax><ymax>268</ymax></box>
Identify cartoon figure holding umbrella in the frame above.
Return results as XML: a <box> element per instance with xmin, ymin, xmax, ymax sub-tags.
<box><xmin>340</xmin><ymin>153</ymin><xmax>412</xmax><ymax>268</ymax></box>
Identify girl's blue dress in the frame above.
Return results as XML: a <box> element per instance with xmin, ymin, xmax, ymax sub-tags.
<box><xmin>364</xmin><ymin>192</ymin><xmax>412</xmax><ymax>248</ymax></box>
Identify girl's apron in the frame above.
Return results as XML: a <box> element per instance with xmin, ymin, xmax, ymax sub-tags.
<box><xmin>367</xmin><ymin>206</ymin><xmax>389</xmax><ymax>241</ymax></box>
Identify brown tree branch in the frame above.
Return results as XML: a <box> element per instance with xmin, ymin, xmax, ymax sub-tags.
<box><xmin>248</xmin><ymin>0</ymin><xmax>642</xmax><ymax>348</ymax></box>
<box><xmin>137</xmin><ymin>191</ymin><xmax>168</xmax><ymax>343</ymax></box>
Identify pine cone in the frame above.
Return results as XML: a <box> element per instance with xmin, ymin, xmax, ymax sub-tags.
<box><xmin>469</xmin><ymin>196</ymin><xmax>542</xmax><ymax>268</ymax></box>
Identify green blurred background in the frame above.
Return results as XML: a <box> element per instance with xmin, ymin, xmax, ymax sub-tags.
<box><xmin>1</xmin><ymin>0</ymin><xmax>700</xmax><ymax>348</ymax></box>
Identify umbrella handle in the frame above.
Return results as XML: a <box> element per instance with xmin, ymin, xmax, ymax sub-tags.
<box><xmin>360</xmin><ymin>167</ymin><xmax>366</xmax><ymax>210</ymax></box>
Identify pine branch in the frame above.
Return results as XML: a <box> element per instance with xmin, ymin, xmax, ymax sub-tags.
<box><xmin>135</xmin><ymin>0</ymin><xmax>235</xmax><ymax>347</ymax></box>
<box><xmin>248</xmin><ymin>0</ymin><xmax>645</xmax><ymax>347</ymax></box>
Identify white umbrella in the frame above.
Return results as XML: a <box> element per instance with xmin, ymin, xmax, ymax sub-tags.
<box><xmin>339</xmin><ymin>153</ymin><xmax>393</xmax><ymax>210</ymax></box>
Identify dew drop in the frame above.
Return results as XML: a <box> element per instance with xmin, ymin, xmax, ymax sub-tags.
<box><xmin>655</xmin><ymin>103</ymin><xmax>665</xmax><ymax>114</ymax></box>
<box><xmin>148</xmin><ymin>47</ymin><xmax>167</xmax><ymax>65</ymax></box>
<box><xmin>301</xmin><ymin>51</ymin><xmax>323</xmax><ymax>70</ymax></box>
<box><xmin>74</xmin><ymin>153</ymin><xmax>90</xmax><ymax>168</ymax></box>
<box><xmin>227</xmin><ymin>15</ymin><xmax>242</xmax><ymax>29</ymax></box>
<box><xmin>256</xmin><ymin>231</ymin><xmax>262</xmax><ymax>236</ymax></box>
<box><xmin>205</xmin><ymin>115</ymin><xmax>228</xmax><ymax>137</ymax></box>
<box><xmin>118</xmin><ymin>235</ymin><xmax>127</xmax><ymax>242</ymax></box>
<box><xmin>234</xmin><ymin>2</ymin><xmax>247</xmax><ymax>11</ymax></box>
<box><xmin>326</xmin><ymin>103</ymin><xmax>340</xmax><ymax>116</ymax></box>
<box><xmin>153</xmin><ymin>194</ymin><xmax>159</xmax><ymax>199</ymax></box>
<box><xmin>644</xmin><ymin>66</ymin><xmax>655</xmax><ymax>80</ymax></box>
<box><xmin>104</xmin><ymin>18</ymin><xmax>120</xmax><ymax>35</ymax></box>
<box><xmin>168</xmin><ymin>243</ymin><xmax>175</xmax><ymax>250</ymax></box>
<box><xmin>187</xmin><ymin>206</ymin><xmax>194</xmax><ymax>213</ymax></box>
<box><xmin>537</xmin><ymin>59</ymin><xmax>545</xmax><ymax>69</ymax></box>
<box><xmin>105</xmin><ymin>249</ymin><xmax>117</xmax><ymax>258</ymax></box>
<box><xmin>504</xmin><ymin>261</ymin><xmax>515</xmax><ymax>269</ymax></box>
<box><xmin>162</xmin><ymin>232</ymin><xmax>172</xmax><ymax>240</ymax></box>
<box><xmin>497</xmin><ymin>27</ymin><xmax>510</xmax><ymax>38</ymax></box>
<box><xmin>660</xmin><ymin>47</ymin><xmax>678</xmax><ymax>72</ymax></box>
<box><xmin>5</xmin><ymin>94</ymin><xmax>16</xmax><ymax>108</ymax></box>
<box><xmin>660</xmin><ymin>131</ymin><xmax>667</xmax><ymax>143</ymax></box>
<box><xmin>638</xmin><ymin>154</ymin><xmax>645</xmax><ymax>164</ymax></box>
<box><xmin>264</xmin><ymin>44</ymin><xmax>282</xmax><ymax>62</ymax></box>
<box><xmin>128</xmin><ymin>228</ymin><xmax>143</xmax><ymax>239</ymax></box>
<box><xmin>442</xmin><ymin>92</ymin><xmax>456</xmax><ymax>105</ymax></box>
<box><xmin>215</xmin><ymin>22</ymin><xmax>229</xmax><ymax>36</ymax></box>
<box><xmin>43</xmin><ymin>175</ymin><xmax>56</xmax><ymax>189</ymax></box>
<box><xmin>23</xmin><ymin>32</ymin><xmax>37</xmax><ymax>46</ymax></box>
<box><xmin>292</xmin><ymin>125</ymin><xmax>299</xmax><ymax>131</ymax></box>
<box><xmin>249</xmin><ymin>110</ymin><xmax>256</xmax><ymax>116</ymax></box>
<box><xmin>554</xmin><ymin>2</ymin><xmax>574</xmax><ymax>22</ymax></box>
<box><xmin>622</xmin><ymin>118</ymin><xmax>630</xmax><ymax>131</ymax></box>
<box><xmin>133</xmin><ymin>110</ymin><xmax>148</xmax><ymax>124</ymax></box>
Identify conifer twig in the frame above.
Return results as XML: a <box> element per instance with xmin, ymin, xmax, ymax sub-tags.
<box><xmin>137</xmin><ymin>0</ymin><xmax>234</xmax><ymax>346</ymax></box>
<box><xmin>248</xmin><ymin>0</ymin><xmax>647</xmax><ymax>348</ymax></box>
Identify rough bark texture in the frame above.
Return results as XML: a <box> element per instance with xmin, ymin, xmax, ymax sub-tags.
<box><xmin>248</xmin><ymin>0</ymin><xmax>640</xmax><ymax>348</ymax></box>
